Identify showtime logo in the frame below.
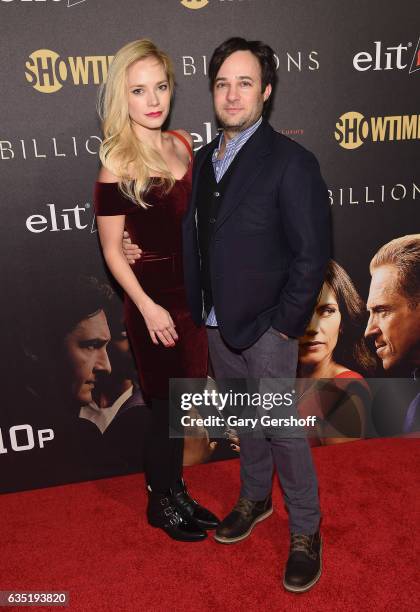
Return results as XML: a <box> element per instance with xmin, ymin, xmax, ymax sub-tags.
<box><xmin>353</xmin><ymin>38</ymin><xmax>420</xmax><ymax>74</ymax></box>
<box><xmin>25</xmin><ymin>49</ymin><xmax>113</xmax><ymax>93</ymax></box>
<box><xmin>181</xmin><ymin>0</ymin><xmax>208</xmax><ymax>8</ymax></box>
<box><xmin>180</xmin><ymin>0</ymin><xmax>249</xmax><ymax>9</ymax></box>
<box><xmin>335</xmin><ymin>111</ymin><xmax>420</xmax><ymax>150</ymax></box>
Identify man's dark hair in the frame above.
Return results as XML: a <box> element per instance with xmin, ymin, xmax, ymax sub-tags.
<box><xmin>209</xmin><ymin>37</ymin><xmax>277</xmax><ymax>92</ymax></box>
<box><xmin>323</xmin><ymin>260</ymin><xmax>376</xmax><ymax>374</ymax></box>
<box><xmin>57</xmin><ymin>275</ymin><xmax>114</xmax><ymax>339</ymax></box>
<box><xmin>23</xmin><ymin>274</ymin><xmax>114</xmax><ymax>356</ymax></box>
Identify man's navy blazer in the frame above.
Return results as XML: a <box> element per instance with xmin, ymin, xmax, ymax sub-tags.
<box><xmin>182</xmin><ymin>119</ymin><xmax>331</xmax><ymax>350</ymax></box>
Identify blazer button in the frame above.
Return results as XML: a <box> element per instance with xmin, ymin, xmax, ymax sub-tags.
<box><xmin>213</xmin><ymin>191</ymin><xmax>221</xmax><ymax>197</ymax></box>
<box><xmin>209</xmin><ymin>217</ymin><xmax>216</xmax><ymax>223</ymax></box>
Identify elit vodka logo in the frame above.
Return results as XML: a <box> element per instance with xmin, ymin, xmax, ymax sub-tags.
<box><xmin>353</xmin><ymin>37</ymin><xmax>420</xmax><ymax>74</ymax></box>
<box><xmin>25</xmin><ymin>203</ymin><xmax>96</xmax><ymax>234</ymax></box>
<box><xmin>181</xmin><ymin>0</ymin><xmax>209</xmax><ymax>10</ymax></box>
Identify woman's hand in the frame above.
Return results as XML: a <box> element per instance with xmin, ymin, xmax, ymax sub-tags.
<box><xmin>140</xmin><ymin>299</ymin><xmax>178</xmax><ymax>347</ymax></box>
<box><xmin>225</xmin><ymin>428</ymin><xmax>240</xmax><ymax>452</ymax></box>
<box><xmin>183</xmin><ymin>408</ymin><xmax>218</xmax><ymax>466</ymax></box>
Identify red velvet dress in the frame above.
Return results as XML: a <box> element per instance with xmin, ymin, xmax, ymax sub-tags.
<box><xmin>94</xmin><ymin>155</ymin><xmax>208</xmax><ymax>403</ymax></box>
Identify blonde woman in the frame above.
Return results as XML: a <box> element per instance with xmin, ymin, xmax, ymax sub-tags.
<box><xmin>94</xmin><ymin>39</ymin><xmax>218</xmax><ymax>541</ymax></box>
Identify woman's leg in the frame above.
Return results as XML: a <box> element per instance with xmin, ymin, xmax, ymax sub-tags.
<box><xmin>144</xmin><ymin>398</ymin><xmax>183</xmax><ymax>492</ymax></box>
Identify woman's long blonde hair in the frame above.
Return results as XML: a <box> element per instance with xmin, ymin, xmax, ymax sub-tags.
<box><xmin>98</xmin><ymin>39</ymin><xmax>175</xmax><ymax>208</ymax></box>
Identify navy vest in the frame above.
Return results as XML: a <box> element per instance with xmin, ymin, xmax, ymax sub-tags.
<box><xmin>196</xmin><ymin>150</ymin><xmax>242</xmax><ymax>314</ymax></box>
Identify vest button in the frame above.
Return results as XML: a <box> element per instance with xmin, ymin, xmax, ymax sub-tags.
<box><xmin>213</xmin><ymin>191</ymin><xmax>221</xmax><ymax>197</ymax></box>
<box><xmin>209</xmin><ymin>217</ymin><xmax>216</xmax><ymax>223</ymax></box>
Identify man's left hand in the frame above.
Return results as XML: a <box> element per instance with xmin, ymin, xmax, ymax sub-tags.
<box><xmin>122</xmin><ymin>230</ymin><xmax>142</xmax><ymax>264</ymax></box>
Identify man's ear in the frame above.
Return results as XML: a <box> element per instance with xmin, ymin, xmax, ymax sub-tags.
<box><xmin>263</xmin><ymin>83</ymin><xmax>272</xmax><ymax>102</ymax></box>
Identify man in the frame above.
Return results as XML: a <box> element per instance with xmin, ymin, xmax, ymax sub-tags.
<box><xmin>63</xmin><ymin>301</ymin><xmax>112</xmax><ymax>408</ymax></box>
<box><xmin>79</xmin><ymin>292</ymin><xmax>139</xmax><ymax>433</ymax></box>
<box><xmin>124</xmin><ymin>38</ymin><xmax>330</xmax><ymax>592</ymax></box>
<box><xmin>23</xmin><ymin>275</ymin><xmax>113</xmax><ymax>411</ymax></box>
<box><xmin>54</xmin><ymin>277</ymin><xmax>146</xmax><ymax>473</ymax></box>
<box><xmin>365</xmin><ymin>235</ymin><xmax>420</xmax><ymax>377</ymax></box>
<box><xmin>55</xmin><ymin>275</ymin><xmax>113</xmax><ymax>411</ymax></box>
<box><xmin>365</xmin><ymin>235</ymin><xmax>420</xmax><ymax>434</ymax></box>
<box><xmin>13</xmin><ymin>275</ymin><xmax>114</xmax><ymax>489</ymax></box>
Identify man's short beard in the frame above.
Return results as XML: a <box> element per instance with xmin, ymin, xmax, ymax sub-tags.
<box><xmin>216</xmin><ymin>106</ymin><xmax>263</xmax><ymax>134</ymax></box>
<box><xmin>217</xmin><ymin>117</ymin><xmax>249</xmax><ymax>132</ymax></box>
<box><xmin>215</xmin><ymin>109</ymin><xmax>257</xmax><ymax>133</ymax></box>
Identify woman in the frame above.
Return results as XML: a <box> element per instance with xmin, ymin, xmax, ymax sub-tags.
<box><xmin>94</xmin><ymin>39</ymin><xmax>218</xmax><ymax>541</ymax></box>
<box><xmin>297</xmin><ymin>259</ymin><xmax>375</xmax><ymax>445</ymax></box>
<box><xmin>228</xmin><ymin>260</ymin><xmax>375</xmax><ymax>451</ymax></box>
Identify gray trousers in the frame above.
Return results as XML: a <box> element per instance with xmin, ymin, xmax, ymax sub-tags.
<box><xmin>207</xmin><ymin>326</ymin><xmax>320</xmax><ymax>534</ymax></box>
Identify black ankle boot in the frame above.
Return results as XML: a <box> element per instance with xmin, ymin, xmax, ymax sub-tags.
<box><xmin>171</xmin><ymin>478</ymin><xmax>220</xmax><ymax>530</ymax></box>
<box><xmin>146</xmin><ymin>486</ymin><xmax>207</xmax><ymax>542</ymax></box>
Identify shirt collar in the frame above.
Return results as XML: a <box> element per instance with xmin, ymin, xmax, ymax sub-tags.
<box><xmin>78</xmin><ymin>385</ymin><xmax>134</xmax><ymax>434</ymax></box>
<box><xmin>216</xmin><ymin>116</ymin><xmax>263</xmax><ymax>153</ymax></box>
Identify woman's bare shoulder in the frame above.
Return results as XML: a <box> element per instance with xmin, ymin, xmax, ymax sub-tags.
<box><xmin>97</xmin><ymin>166</ymin><xmax>120</xmax><ymax>183</ymax></box>
<box><xmin>172</xmin><ymin>129</ymin><xmax>193</xmax><ymax>147</ymax></box>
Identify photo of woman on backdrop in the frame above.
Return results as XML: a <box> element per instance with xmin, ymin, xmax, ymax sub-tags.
<box><xmin>94</xmin><ymin>39</ymin><xmax>219</xmax><ymax>541</ymax></box>
<box><xmin>296</xmin><ymin>259</ymin><xmax>376</xmax><ymax>445</ymax></box>
<box><xmin>228</xmin><ymin>260</ymin><xmax>376</xmax><ymax>451</ymax></box>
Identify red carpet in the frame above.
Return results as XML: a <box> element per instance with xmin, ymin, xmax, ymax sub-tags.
<box><xmin>1</xmin><ymin>438</ymin><xmax>419</xmax><ymax>611</ymax></box>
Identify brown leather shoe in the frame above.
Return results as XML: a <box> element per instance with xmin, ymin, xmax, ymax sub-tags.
<box><xmin>283</xmin><ymin>531</ymin><xmax>322</xmax><ymax>593</ymax></box>
<box><xmin>214</xmin><ymin>495</ymin><xmax>272</xmax><ymax>544</ymax></box>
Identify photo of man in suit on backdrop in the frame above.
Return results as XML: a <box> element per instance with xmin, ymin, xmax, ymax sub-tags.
<box><xmin>10</xmin><ymin>275</ymin><xmax>151</xmax><ymax>489</ymax></box>
<box><xmin>365</xmin><ymin>235</ymin><xmax>420</xmax><ymax>436</ymax></box>
<box><xmin>21</xmin><ymin>275</ymin><xmax>113</xmax><ymax>412</ymax></box>
<box><xmin>4</xmin><ymin>275</ymin><xmax>114</xmax><ymax>490</ymax></box>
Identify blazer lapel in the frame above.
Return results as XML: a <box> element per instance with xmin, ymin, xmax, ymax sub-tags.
<box><xmin>214</xmin><ymin>120</ymin><xmax>273</xmax><ymax>231</ymax></box>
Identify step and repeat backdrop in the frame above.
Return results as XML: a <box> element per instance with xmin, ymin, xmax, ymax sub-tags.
<box><xmin>1</xmin><ymin>0</ymin><xmax>419</xmax><ymax>492</ymax></box>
